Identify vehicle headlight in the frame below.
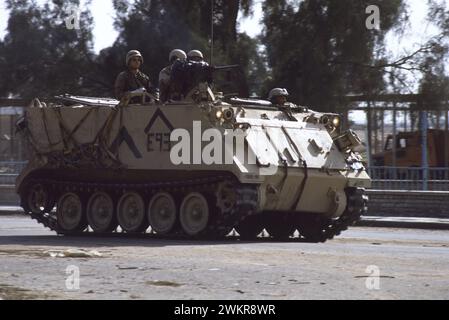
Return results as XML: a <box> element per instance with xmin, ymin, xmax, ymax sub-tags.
<box><xmin>332</xmin><ymin>116</ymin><xmax>340</xmax><ymax>128</ymax></box>
<box><xmin>215</xmin><ymin>110</ymin><xmax>223</xmax><ymax>119</ymax></box>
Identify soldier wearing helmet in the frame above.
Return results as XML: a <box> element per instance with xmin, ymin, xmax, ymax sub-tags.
<box><xmin>187</xmin><ymin>50</ymin><xmax>209</xmax><ymax>69</ymax></box>
<box><xmin>268</xmin><ymin>88</ymin><xmax>289</xmax><ymax>106</ymax></box>
<box><xmin>159</xmin><ymin>49</ymin><xmax>187</xmax><ymax>102</ymax></box>
<box><xmin>268</xmin><ymin>88</ymin><xmax>305</xmax><ymax>119</ymax></box>
<box><xmin>114</xmin><ymin>50</ymin><xmax>155</xmax><ymax>102</ymax></box>
<box><xmin>187</xmin><ymin>50</ymin><xmax>206</xmax><ymax>63</ymax></box>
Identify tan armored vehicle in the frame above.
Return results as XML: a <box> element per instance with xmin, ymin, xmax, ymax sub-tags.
<box><xmin>16</xmin><ymin>63</ymin><xmax>370</xmax><ymax>242</ymax></box>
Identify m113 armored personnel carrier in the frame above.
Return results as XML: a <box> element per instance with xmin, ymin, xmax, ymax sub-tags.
<box><xmin>15</xmin><ymin>64</ymin><xmax>370</xmax><ymax>242</ymax></box>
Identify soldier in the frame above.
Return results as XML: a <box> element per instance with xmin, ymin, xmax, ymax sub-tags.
<box><xmin>159</xmin><ymin>49</ymin><xmax>187</xmax><ymax>102</ymax></box>
<box><xmin>268</xmin><ymin>88</ymin><xmax>289</xmax><ymax>106</ymax></box>
<box><xmin>268</xmin><ymin>88</ymin><xmax>301</xmax><ymax>120</ymax></box>
<box><xmin>114</xmin><ymin>50</ymin><xmax>156</xmax><ymax>102</ymax></box>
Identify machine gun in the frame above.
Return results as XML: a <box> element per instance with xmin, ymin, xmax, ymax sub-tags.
<box><xmin>170</xmin><ymin>61</ymin><xmax>243</xmax><ymax>99</ymax></box>
<box><xmin>213</xmin><ymin>64</ymin><xmax>240</xmax><ymax>71</ymax></box>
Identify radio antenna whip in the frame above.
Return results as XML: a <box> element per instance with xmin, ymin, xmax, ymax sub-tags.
<box><xmin>210</xmin><ymin>0</ymin><xmax>214</xmax><ymax>65</ymax></box>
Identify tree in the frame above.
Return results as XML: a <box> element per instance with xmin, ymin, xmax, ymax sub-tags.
<box><xmin>261</xmin><ymin>0</ymin><xmax>407</xmax><ymax>111</ymax></box>
<box><xmin>93</xmin><ymin>0</ymin><xmax>260</xmax><ymax>97</ymax></box>
<box><xmin>0</xmin><ymin>0</ymin><xmax>96</xmax><ymax>98</ymax></box>
<box><xmin>231</xmin><ymin>33</ymin><xmax>268</xmax><ymax>96</ymax></box>
<box><xmin>416</xmin><ymin>0</ymin><xmax>449</xmax><ymax>110</ymax></box>
<box><xmin>0</xmin><ymin>0</ymin><xmax>265</xmax><ymax>98</ymax></box>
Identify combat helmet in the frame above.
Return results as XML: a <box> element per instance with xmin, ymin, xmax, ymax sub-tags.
<box><xmin>169</xmin><ymin>49</ymin><xmax>187</xmax><ymax>63</ymax></box>
<box><xmin>187</xmin><ymin>50</ymin><xmax>204</xmax><ymax>61</ymax></box>
<box><xmin>126</xmin><ymin>50</ymin><xmax>143</xmax><ymax>66</ymax></box>
<box><xmin>268</xmin><ymin>88</ymin><xmax>289</xmax><ymax>101</ymax></box>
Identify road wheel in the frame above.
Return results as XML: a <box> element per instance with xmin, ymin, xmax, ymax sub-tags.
<box><xmin>87</xmin><ymin>192</ymin><xmax>117</xmax><ymax>232</ymax></box>
<box><xmin>24</xmin><ymin>183</ymin><xmax>55</xmax><ymax>214</ymax></box>
<box><xmin>179</xmin><ymin>192</ymin><xmax>209</xmax><ymax>236</ymax></box>
<box><xmin>117</xmin><ymin>192</ymin><xmax>148</xmax><ymax>233</ymax></box>
<box><xmin>148</xmin><ymin>192</ymin><xmax>177</xmax><ymax>235</ymax></box>
<box><xmin>56</xmin><ymin>192</ymin><xmax>87</xmax><ymax>232</ymax></box>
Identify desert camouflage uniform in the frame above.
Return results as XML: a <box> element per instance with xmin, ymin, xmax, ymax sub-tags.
<box><xmin>158</xmin><ymin>66</ymin><xmax>172</xmax><ymax>102</ymax></box>
<box><xmin>114</xmin><ymin>70</ymin><xmax>153</xmax><ymax>101</ymax></box>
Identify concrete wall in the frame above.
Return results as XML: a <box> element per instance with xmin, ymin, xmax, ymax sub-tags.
<box><xmin>366</xmin><ymin>189</ymin><xmax>449</xmax><ymax>218</ymax></box>
<box><xmin>0</xmin><ymin>185</ymin><xmax>19</xmax><ymax>206</ymax></box>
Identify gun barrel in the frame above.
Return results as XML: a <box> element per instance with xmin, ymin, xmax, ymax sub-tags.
<box><xmin>213</xmin><ymin>64</ymin><xmax>240</xmax><ymax>70</ymax></box>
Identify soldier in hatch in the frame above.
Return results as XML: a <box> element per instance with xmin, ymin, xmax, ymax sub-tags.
<box><xmin>114</xmin><ymin>50</ymin><xmax>156</xmax><ymax>102</ymax></box>
<box><xmin>268</xmin><ymin>87</ymin><xmax>289</xmax><ymax>106</ymax></box>
<box><xmin>159</xmin><ymin>49</ymin><xmax>187</xmax><ymax>102</ymax></box>
<box><xmin>268</xmin><ymin>87</ymin><xmax>306</xmax><ymax>120</ymax></box>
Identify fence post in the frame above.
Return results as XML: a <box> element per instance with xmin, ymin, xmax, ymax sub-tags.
<box><xmin>420</xmin><ymin>111</ymin><xmax>428</xmax><ymax>191</ymax></box>
<box><xmin>392</xmin><ymin>102</ymin><xmax>397</xmax><ymax>179</ymax></box>
<box><xmin>445</xmin><ymin>104</ymin><xmax>448</xmax><ymax>170</ymax></box>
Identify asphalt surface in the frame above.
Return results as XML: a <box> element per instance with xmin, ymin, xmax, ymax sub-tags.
<box><xmin>2</xmin><ymin>206</ymin><xmax>449</xmax><ymax>230</ymax></box>
<box><xmin>0</xmin><ymin>215</ymin><xmax>448</xmax><ymax>300</ymax></box>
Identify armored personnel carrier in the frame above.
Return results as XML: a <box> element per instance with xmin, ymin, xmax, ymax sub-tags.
<box><xmin>15</xmin><ymin>64</ymin><xmax>370</xmax><ymax>242</ymax></box>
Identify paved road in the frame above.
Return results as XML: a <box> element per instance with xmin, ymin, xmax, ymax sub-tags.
<box><xmin>0</xmin><ymin>215</ymin><xmax>448</xmax><ymax>300</ymax></box>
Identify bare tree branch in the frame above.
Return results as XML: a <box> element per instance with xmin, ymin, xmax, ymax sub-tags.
<box><xmin>328</xmin><ymin>34</ymin><xmax>446</xmax><ymax>73</ymax></box>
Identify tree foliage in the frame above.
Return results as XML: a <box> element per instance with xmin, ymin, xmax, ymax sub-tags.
<box><xmin>0</xmin><ymin>0</ymin><xmax>263</xmax><ymax>98</ymax></box>
<box><xmin>94</xmin><ymin>0</ymin><xmax>261</xmax><ymax>96</ymax></box>
<box><xmin>261</xmin><ymin>0</ymin><xmax>406</xmax><ymax>111</ymax></box>
<box><xmin>0</xmin><ymin>0</ymin><xmax>447</xmax><ymax>108</ymax></box>
<box><xmin>0</xmin><ymin>0</ymin><xmax>95</xmax><ymax>98</ymax></box>
<box><xmin>417</xmin><ymin>0</ymin><xmax>449</xmax><ymax>109</ymax></box>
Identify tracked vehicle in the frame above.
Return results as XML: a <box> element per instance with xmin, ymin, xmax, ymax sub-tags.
<box><xmin>16</xmin><ymin>65</ymin><xmax>370</xmax><ymax>242</ymax></box>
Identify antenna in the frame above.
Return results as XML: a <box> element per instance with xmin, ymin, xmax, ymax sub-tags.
<box><xmin>210</xmin><ymin>0</ymin><xmax>214</xmax><ymax>65</ymax></box>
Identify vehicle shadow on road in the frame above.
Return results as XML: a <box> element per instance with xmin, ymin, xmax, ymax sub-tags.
<box><xmin>0</xmin><ymin>234</ymin><xmax>311</xmax><ymax>248</ymax></box>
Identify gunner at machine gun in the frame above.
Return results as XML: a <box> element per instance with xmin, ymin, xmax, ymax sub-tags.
<box><xmin>167</xmin><ymin>60</ymin><xmax>239</xmax><ymax>102</ymax></box>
